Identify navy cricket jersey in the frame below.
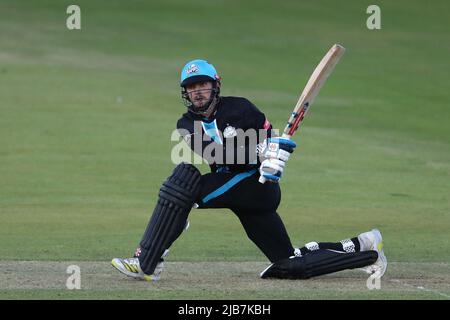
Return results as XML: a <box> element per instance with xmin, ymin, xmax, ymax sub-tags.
<box><xmin>177</xmin><ymin>96</ymin><xmax>273</xmax><ymax>173</ymax></box>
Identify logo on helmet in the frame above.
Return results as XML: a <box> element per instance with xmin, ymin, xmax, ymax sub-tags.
<box><xmin>187</xmin><ymin>64</ymin><xmax>199</xmax><ymax>74</ymax></box>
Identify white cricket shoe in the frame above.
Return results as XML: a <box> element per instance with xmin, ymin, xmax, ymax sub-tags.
<box><xmin>358</xmin><ymin>229</ymin><xmax>387</xmax><ymax>278</ymax></box>
<box><xmin>111</xmin><ymin>253</ymin><xmax>167</xmax><ymax>282</ymax></box>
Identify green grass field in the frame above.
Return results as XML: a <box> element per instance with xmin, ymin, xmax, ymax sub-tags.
<box><xmin>0</xmin><ymin>0</ymin><xmax>449</xmax><ymax>299</ymax></box>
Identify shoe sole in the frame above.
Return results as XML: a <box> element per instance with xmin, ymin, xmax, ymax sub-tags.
<box><xmin>260</xmin><ymin>263</ymin><xmax>274</xmax><ymax>278</ymax></box>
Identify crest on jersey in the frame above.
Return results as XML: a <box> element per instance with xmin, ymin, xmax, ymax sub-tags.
<box><xmin>187</xmin><ymin>64</ymin><xmax>199</xmax><ymax>74</ymax></box>
<box><xmin>223</xmin><ymin>126</ymin><xmax>237</xmax><ymax>139</ymax></box>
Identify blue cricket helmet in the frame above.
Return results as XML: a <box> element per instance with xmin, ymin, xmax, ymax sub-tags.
<box><xmin>180</xmin><ymin>59</ymin><xmax>222</xmax><ymax>116</ymax></box>
<box><xmin>180</xmin><ymin>59</ymin><xmax>220</xmax><ymax>87</ymax></box>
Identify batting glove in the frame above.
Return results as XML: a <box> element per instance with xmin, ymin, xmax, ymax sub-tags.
<box><xmin>257</xmin><ymin>137</ymin><xmax>297</xmax><ymax>162</ymax></box>
<box><xmin>257</xmin><ymin>137</ymin><xmax>296</xmax><ymax>183</ymax></box>
<box><xmin>259</xmin><ymin>158</ymin><xmax>287</xmax><ymax>182</ymax></box>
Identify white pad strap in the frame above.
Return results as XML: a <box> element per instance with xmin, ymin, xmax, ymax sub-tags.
<box><xmin>340</xmin><ymin>239</ymin><xmax>356</xmax><ymax>253</ymax></box>
<box><xmin>305</xmin><ymin>241</ymin><xmax>320</xmax><ymax>251</ymax></box>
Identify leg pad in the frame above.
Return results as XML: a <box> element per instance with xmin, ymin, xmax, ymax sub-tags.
<box><xmin>260</xmin><ymin>249</ymin><xmax>378</xmax><ymax>279</ymax></box>
<box><xmin>138</xmin><ymin>163</ymin><xmax>201</xmax><ymax>274</ymax></box>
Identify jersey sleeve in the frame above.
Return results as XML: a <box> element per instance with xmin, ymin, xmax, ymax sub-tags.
<box><xmin>242</xmin><ymin>98</ymin><xmax>273</xmax><ymax>134</ymax></box>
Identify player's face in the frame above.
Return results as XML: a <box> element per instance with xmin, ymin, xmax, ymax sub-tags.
<box><xmin>186</xmin><ymin>81</ymin><xmax>213</xmax><ymax>109</ymax></box>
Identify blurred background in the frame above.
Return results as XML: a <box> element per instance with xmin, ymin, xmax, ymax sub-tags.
<box><xmin>0</xmin><ymin>0</ymin><xmax>448</xmax><ymax>275</ymax></box>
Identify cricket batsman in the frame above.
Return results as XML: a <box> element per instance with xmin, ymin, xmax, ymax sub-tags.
<box><xmin>111</xmin><ymin>59</ymin><xmax>387</xmax><ymax>281</ymax></box>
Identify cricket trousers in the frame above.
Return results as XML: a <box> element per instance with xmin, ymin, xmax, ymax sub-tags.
<box><xmin>195</xmin><ymin>168</ymin><xmax>295</xmax><ymax>262</ymax></box>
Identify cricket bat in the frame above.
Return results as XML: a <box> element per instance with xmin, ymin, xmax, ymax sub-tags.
<box><xmin>259</xmin><ymin>44</ymin><xmax>346</xmax><ymax>183</ymax></box>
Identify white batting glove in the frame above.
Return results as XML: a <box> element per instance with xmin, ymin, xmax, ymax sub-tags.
<box><xmin>257</xmin><ymin>137</ymin><xmax>296</xmax><ymax>183</ymax></box>
<box><xmin>259</xmin><ymin>158</ymin><xmax>288</xmax><ymax>183</ymax></box>
<box><xmin>257</xmin><ymin>137</ymin><xmax>297</xmax><ymax>161</ymax></box>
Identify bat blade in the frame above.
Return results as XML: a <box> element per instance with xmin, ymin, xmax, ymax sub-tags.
<box><xmin>283</xmin><ymin>44</ymin><xmax>345</xmax><ymax>138</ymax></box>
<box><xmin>259</xmin><ymin>44</ymin><xmax>345</xmax><ymax>184</ymax></box>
